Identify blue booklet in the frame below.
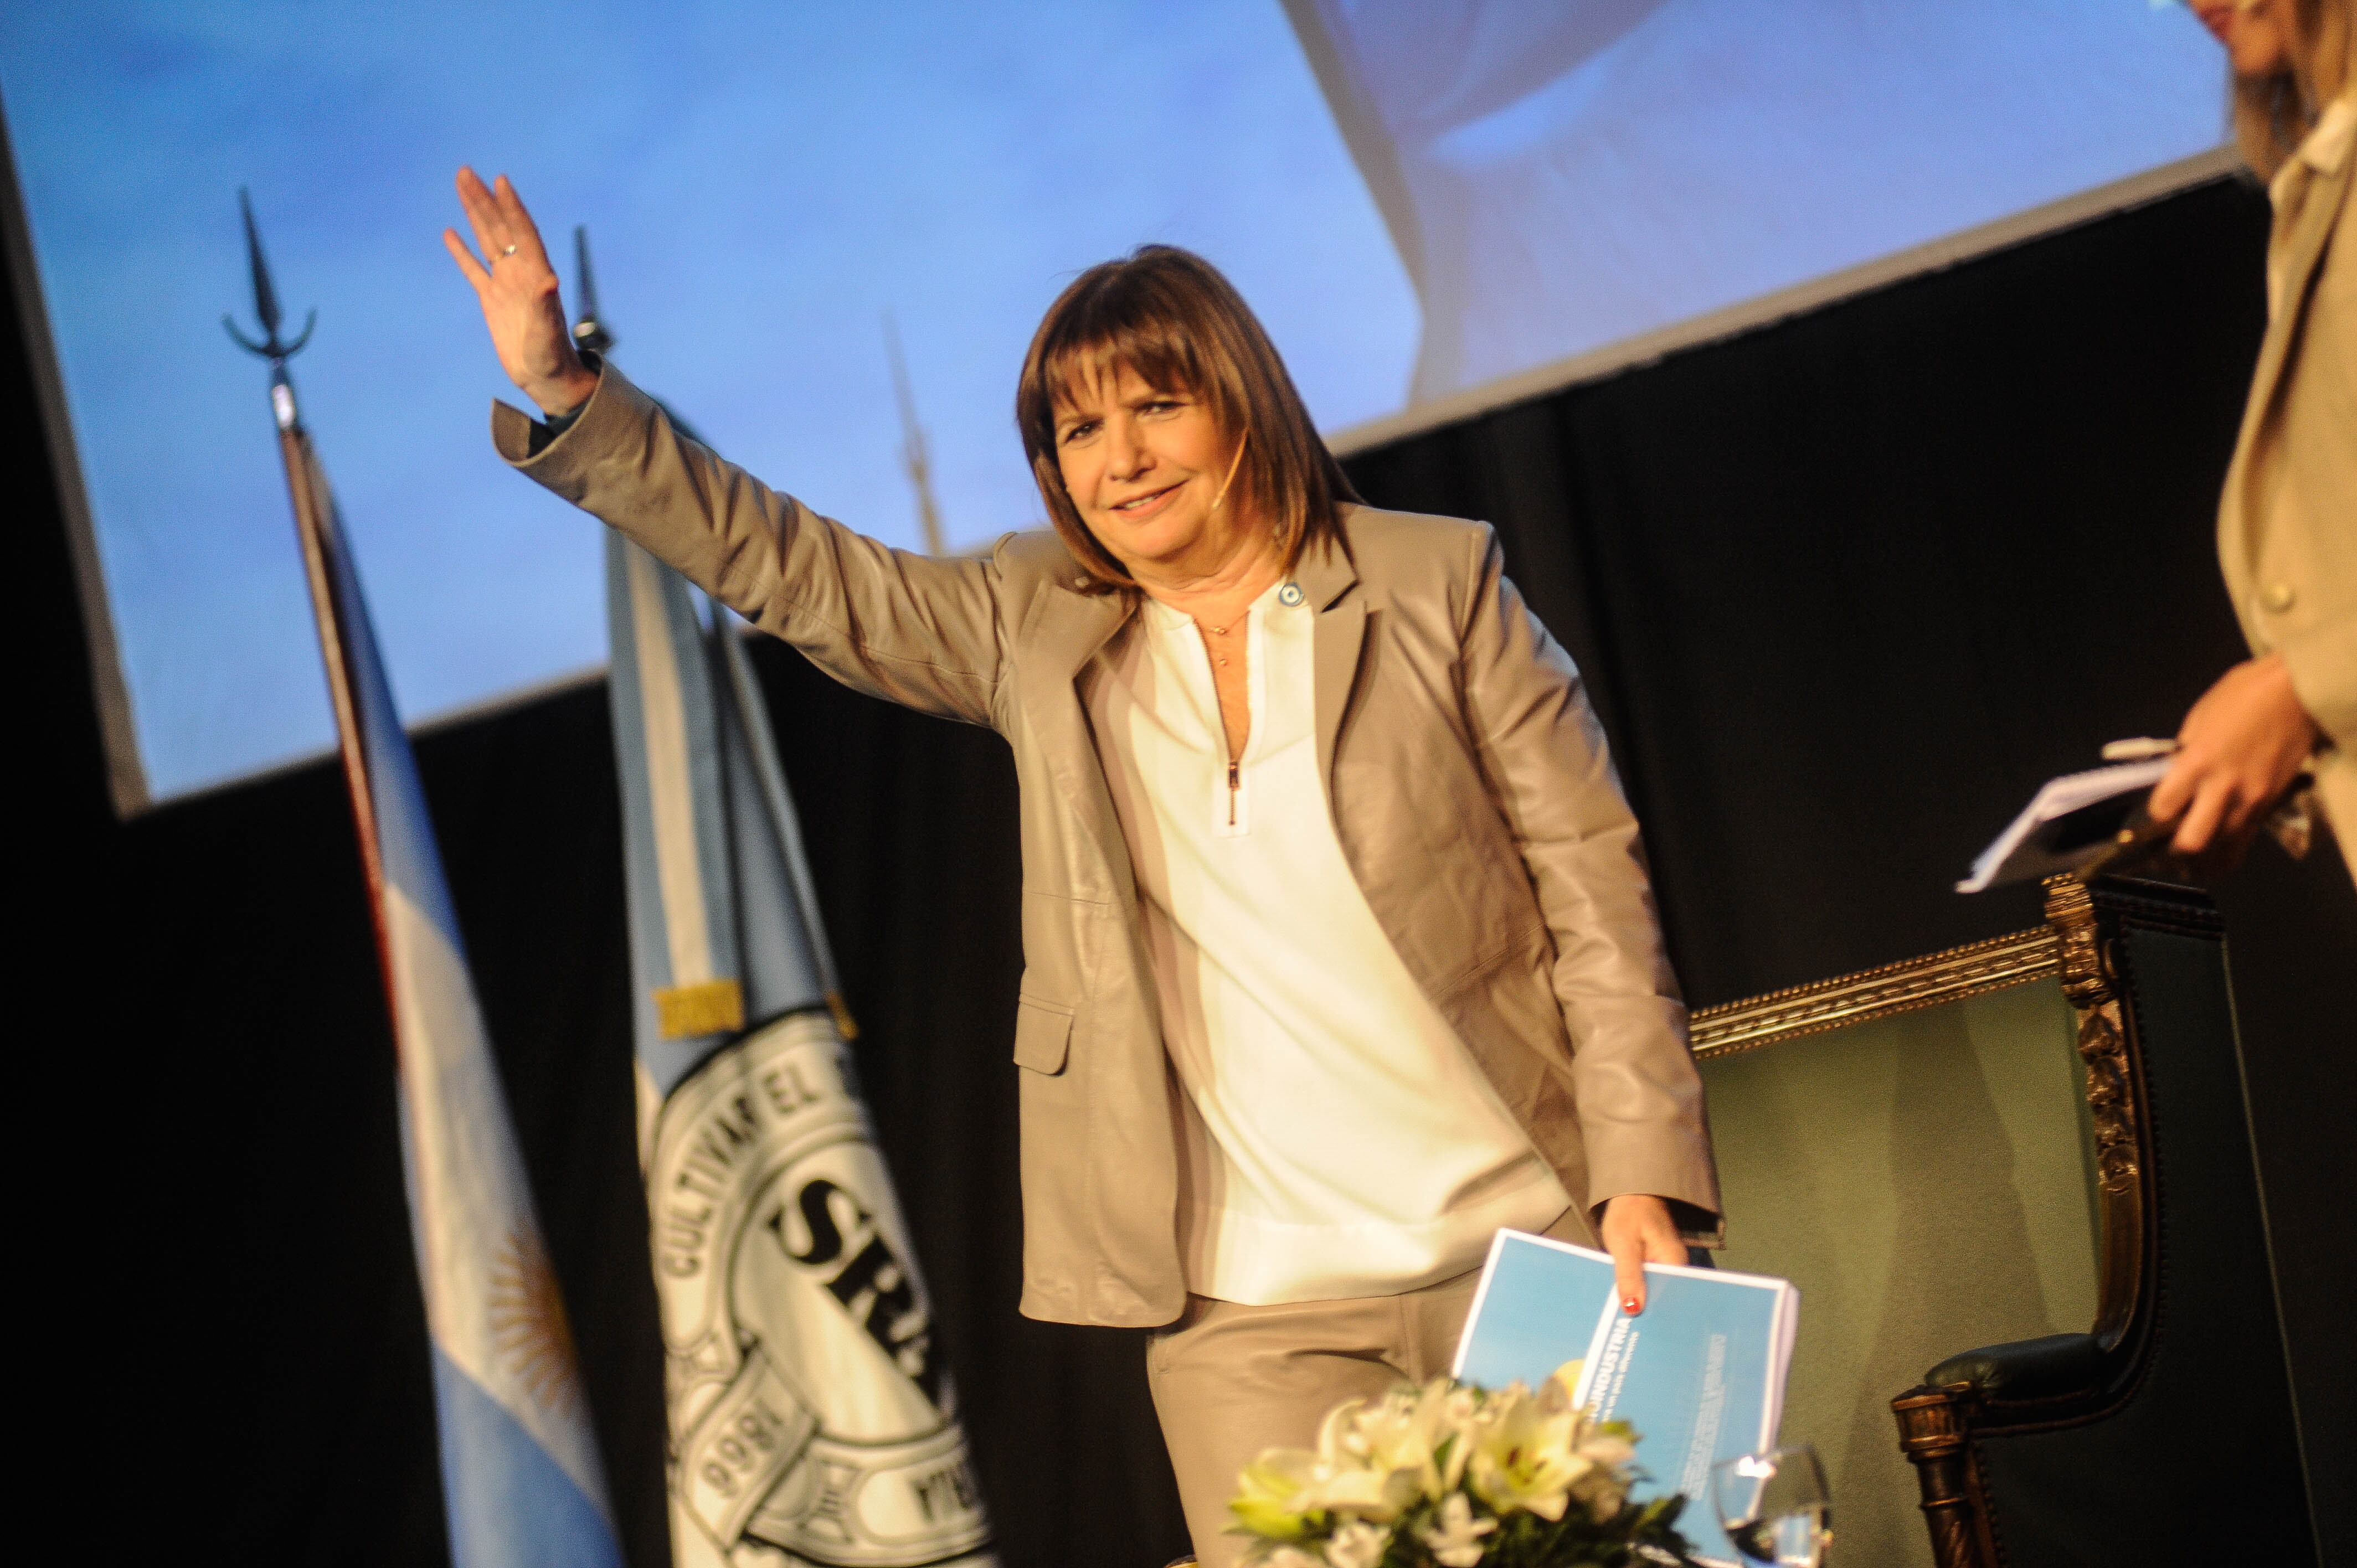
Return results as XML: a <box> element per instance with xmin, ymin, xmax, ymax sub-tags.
<box><xmin>1454</xmin><ymin>1231</ymin><xmax>1799</xmax><ymax>1568</ymax></box>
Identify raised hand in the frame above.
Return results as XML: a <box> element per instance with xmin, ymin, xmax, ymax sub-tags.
<box><xmin>444</xmin><ymin>167</ymin><xmax>598</xmax><ymax>416</ymax></box>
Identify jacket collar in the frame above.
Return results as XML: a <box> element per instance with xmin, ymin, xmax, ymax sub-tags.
<box><xmin>2249</xmin><ymin>128</ymin><xmax>2352</xmax><ymax>435</ymax></box>
<box><xmin>2289</xmin><ymin>93</ymin><xmax>2355</xmax><ymax>182</ymax></box>
<box><xmin>1026</xmin><ymin>570</ymin><xmax>1134</xmax><ymax>684</ymax></box>
<box><xmin>1013</xmin><ymin>572</ymin><xmax>1137</xmax><ymax>900</ymax></box>
<box><xmin>1292</xmin><ymin>519</ymin><xmax>1361</xmax><ymax>611</ymax></box>
<box><xmin>1301</xmin><ymin>515</ymin><xmax>1369</xmax><ymax>799</ymax></box>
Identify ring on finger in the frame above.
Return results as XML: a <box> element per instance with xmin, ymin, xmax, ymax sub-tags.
<box><xmin>499</xmin><ymin>244</ymin><xmax>518</xmax><ymax>259</ymax></box>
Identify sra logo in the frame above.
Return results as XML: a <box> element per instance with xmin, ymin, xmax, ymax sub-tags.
<box><xmin>650</xmin><ymin>1009</ymin><xmax>993</xmax><ymax>1566</ymax></box>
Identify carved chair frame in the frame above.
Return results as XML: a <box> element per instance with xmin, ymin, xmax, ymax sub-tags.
<box><xmin>1688</xmin><ymin>874</ymin><xmax>2206</xmax><ymax>1568</ymax></box>
<box><xmin>1883</xmin><ymin>876</ymin><xmax>2214</xmax><ymax>1568</ymax></box>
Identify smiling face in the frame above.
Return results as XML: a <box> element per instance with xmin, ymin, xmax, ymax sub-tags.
<box><xmin>2195</xmin><ymin>0</ymin><xmax>2293</xmax><ymax>78</ymax></box>
<box><xmin>1016</xmin><ymin>244</ymin><xmax>1356</xmax><ymax>590</ymax></box>
<box><xmin>1052</xmin><ymin>359</ymin><xmax>1254</xmax><ymax>581</ymax></box>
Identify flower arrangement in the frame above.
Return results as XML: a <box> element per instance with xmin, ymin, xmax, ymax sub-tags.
<box><xmin>1226</xmin><ymin>1369</ymin><xmax>1697</xmax><ymax>1567</ymax></box>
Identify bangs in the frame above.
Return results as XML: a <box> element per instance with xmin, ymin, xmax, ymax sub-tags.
<box><xmin>1038</xmin><ymin>301</ymin><xmax>1221</xmax><ymax>424</ymax></box>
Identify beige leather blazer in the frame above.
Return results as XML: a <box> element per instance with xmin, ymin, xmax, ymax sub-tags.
<box><xmin>497</xmin><ymin>364</ymin><xmax>1722</xmax><ymax>1327</ymax></box>
<box><xmin>2219</xmin><ymin>99</ymin><xmax>2357</xmax><ymax>880</ymax></box>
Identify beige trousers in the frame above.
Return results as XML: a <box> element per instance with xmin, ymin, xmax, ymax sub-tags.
<box><xmin>1145</xmin><ymin>1210</ymin><xmax>1587</xmax><ymax>1568</ymax></box>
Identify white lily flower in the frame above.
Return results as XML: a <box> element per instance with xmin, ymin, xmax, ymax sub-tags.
<box><xmin>1323</xmin><ymin>1520</ymin><xmax>1392</xmax><ymax>1568</ymax></box>
<box><xmin>1289</xmin><ymin>1390</ymin><xmax>1423</xmax><ymax>1521</ymax></box>
<box><xmin>1259</xmin><ymin>1548</ymin><xmax>1325</xmax><ymax>1568</ymax></box>
<box><xmin>1587</xmin><ymin>1438</ymin><xmax>1636</xmax><ymax>1471</ymax></box>
<box><xmin>1237</xmin><ymin>1378</ymin><xmax>1661</xmax><ymax>1560</ymax></box>
<box><xmin>1232</xmin><ymin>1448</ymin><xmax>1326</xmax><ymax>1540</ymax></box>
<box><xmin>1465</xmin><ymin>1384</ymin><xmax>1588</xmax><ymax>1522</ymax></box>
<box><xmin>1421</xmin><ymin>1379</ymin><xmax>1484</xmax><ymax>1494</ymax></box>
<box><xmin>1348</xmin><ymin>1380</ymin><xmax>1462</xmax><ymax>1502</ymax></box>
<box><xmin>1417</xmin><ymin>1492</ymin><xmax>1499</xmax><ymax>1567</ymax></box>
<box><xmin>1569</xmin><ymin>1424</ymin><xmax>1637</xmax><ymax>1520</ymax></box>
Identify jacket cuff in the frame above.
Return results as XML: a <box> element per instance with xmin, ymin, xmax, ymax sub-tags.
<box><xmin>490</xmin><ymin>353</ymin><xmax>642</xmax><ymax>487</ymax></box>
<box><xmin>1584</xmin><ymin>1182</ymin><xmax>1726</xmax><ymax>1250</ymax></box>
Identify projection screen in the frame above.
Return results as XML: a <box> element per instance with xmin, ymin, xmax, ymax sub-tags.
<box><xmin>2</xmin><ymin>0</ymin><xmax>2228</xmax><ymax>807</ymax></box>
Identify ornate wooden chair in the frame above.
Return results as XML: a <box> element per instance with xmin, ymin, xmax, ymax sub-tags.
<box><xmin>1692</xmin><ymin>874</ymin><xmax>2315</xmax><ymax>1566</ymax></box>
<box><xmin>1886</xmin><ymin>876</ymin><xmax>2316</xmax><ymax>1566</ymax></box>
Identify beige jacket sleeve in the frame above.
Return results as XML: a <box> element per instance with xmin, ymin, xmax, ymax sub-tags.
<box><xmin>2268</xmin><ymin>168</ymin><xmax>2357</xmax><ymax>753</ymax></box>
<box><xmin>493</xmin><ymin>361</ymin><xmax>1007</xmax><ymax>728</ymax></box>
<box><xmin>1454</xmin><ymin>525</ymin><xmax>1720</xmax><ymax>1238</ymax></box>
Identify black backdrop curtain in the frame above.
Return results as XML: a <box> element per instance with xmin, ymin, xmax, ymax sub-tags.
<box><xmin>1351</xmin><ymin>177</ymin><xmax>2286</xmax><ymax>997</ymax></box>
<box><xmin>16</xmin><ymin>176</ymin><xmax>2350</xmax><ymax>1567</ymax></box>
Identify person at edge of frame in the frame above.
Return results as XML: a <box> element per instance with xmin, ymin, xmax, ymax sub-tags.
<box><xmin>442</xmin><ymin>173</ymin><xmax>1722</xmax><ymax>1568</ymax></box>
<box><xmin>2162</xmin><ymin>0</ymin><xmax>2355</xmax><ymax>885</ymax></box>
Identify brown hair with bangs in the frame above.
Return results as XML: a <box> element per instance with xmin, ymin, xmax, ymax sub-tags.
<box><xmin>1016</xmin><ymin>245</ymin><xmax>1360</xmax><ymax>587</ymax></box>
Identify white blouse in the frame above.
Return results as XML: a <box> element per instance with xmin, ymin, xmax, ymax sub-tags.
<box><xmin>1085</xmin><ymin>580</ymin><xmax>1569</xmax><ymax>1305</ymax></box>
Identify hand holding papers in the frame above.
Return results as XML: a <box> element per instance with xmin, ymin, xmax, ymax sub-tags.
<box><xmin>1955</xmin><ymin>754</ymin><xmax>2175</xmax><ymax>893</ymax></box>
<box><xmin>1961</xmin><ymin>734</ymin><xmax>2322</xmax><ymax>891</ymax></box>
<box><xmin>1455</xmin><ymin>1232</ymin><xmax>1799</xmax><ymax>1568</ymax></box>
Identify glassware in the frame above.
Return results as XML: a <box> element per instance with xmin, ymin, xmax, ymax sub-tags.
<box><xmin>1710</xmin><ymin>1443</ymin><xmax>1832</xmax><ymax>1567</ymax></box>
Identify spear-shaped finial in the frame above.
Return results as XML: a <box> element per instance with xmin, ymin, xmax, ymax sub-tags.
<box><xmin>224</xmin><ymin>188</ymin><xmax>316</xmax><ymax>368</ymax></box>
<box><xmin>224</xmin><ymin>188</ymin><xmax>316</xmax><ymax>427</ymax></box>
<box><xmin>572</xmin><ymin>225</ymin><xmax>613</xmax><ymax>356</ymax></box>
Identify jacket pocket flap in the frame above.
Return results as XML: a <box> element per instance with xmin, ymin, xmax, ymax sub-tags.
<box><xmin>1012</xmin><ymin>997</ymin><xmax>1073</xmax><ymax>1075</ymax></box>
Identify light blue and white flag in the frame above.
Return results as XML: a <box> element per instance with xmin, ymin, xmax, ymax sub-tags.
<box><xmin>606</xmin><ymin>533</ymin><xmax>993</xmax><ymax>1568</ymax></box>
<box><xmin>287</xmin><ymin>424</ymin><xmax>624</xmax><ymax>1568</ymax></box>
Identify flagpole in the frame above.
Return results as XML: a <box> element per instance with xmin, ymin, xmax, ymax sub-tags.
<box><xmin>225</xmin><ymin>189</ymin><xmax>398</xmax><ymax>1023</ymax></box>
<box><xmin>229</xmin><ymin>193</ymin><xmax>629</xmax><ymax>1568</ymax></box>
<box><xmin>590</xmin><ymin>237</ymin><xmax>992</xmax><ymax>1567</ymax></box>
<box><xmin>573</xmin><ymin>224</ymin><xmax>858</xmax><ymax>1032</ymax></box>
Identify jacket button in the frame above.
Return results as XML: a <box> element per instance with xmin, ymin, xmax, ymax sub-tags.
<box><xmin>2260</xmin><ymin>582</ymin><xmax>2296</xmax><ymax>613</ymax></box>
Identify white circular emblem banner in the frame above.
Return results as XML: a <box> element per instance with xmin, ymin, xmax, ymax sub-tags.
<box><xmin>649</xmin><ymin>1010</ymin><xmax>993</xmax><ymax>1567</ymax></box>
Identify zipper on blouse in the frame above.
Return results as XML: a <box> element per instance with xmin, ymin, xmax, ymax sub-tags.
<box><xmin>1227</xmin><ymin>759</ymin><xmax>1240</xmax><ymax>828</ymax></box>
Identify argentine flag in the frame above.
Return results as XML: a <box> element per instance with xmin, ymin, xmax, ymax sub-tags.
<box><xmin>606</xmin><ymin>531</ymin><xmax>994</xmax><ymax>1568</ymax></box>
<box><xmin>290</xmin><ymin>422</ymin><xmax>624</xmax><ymax>1568</ymax></box>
